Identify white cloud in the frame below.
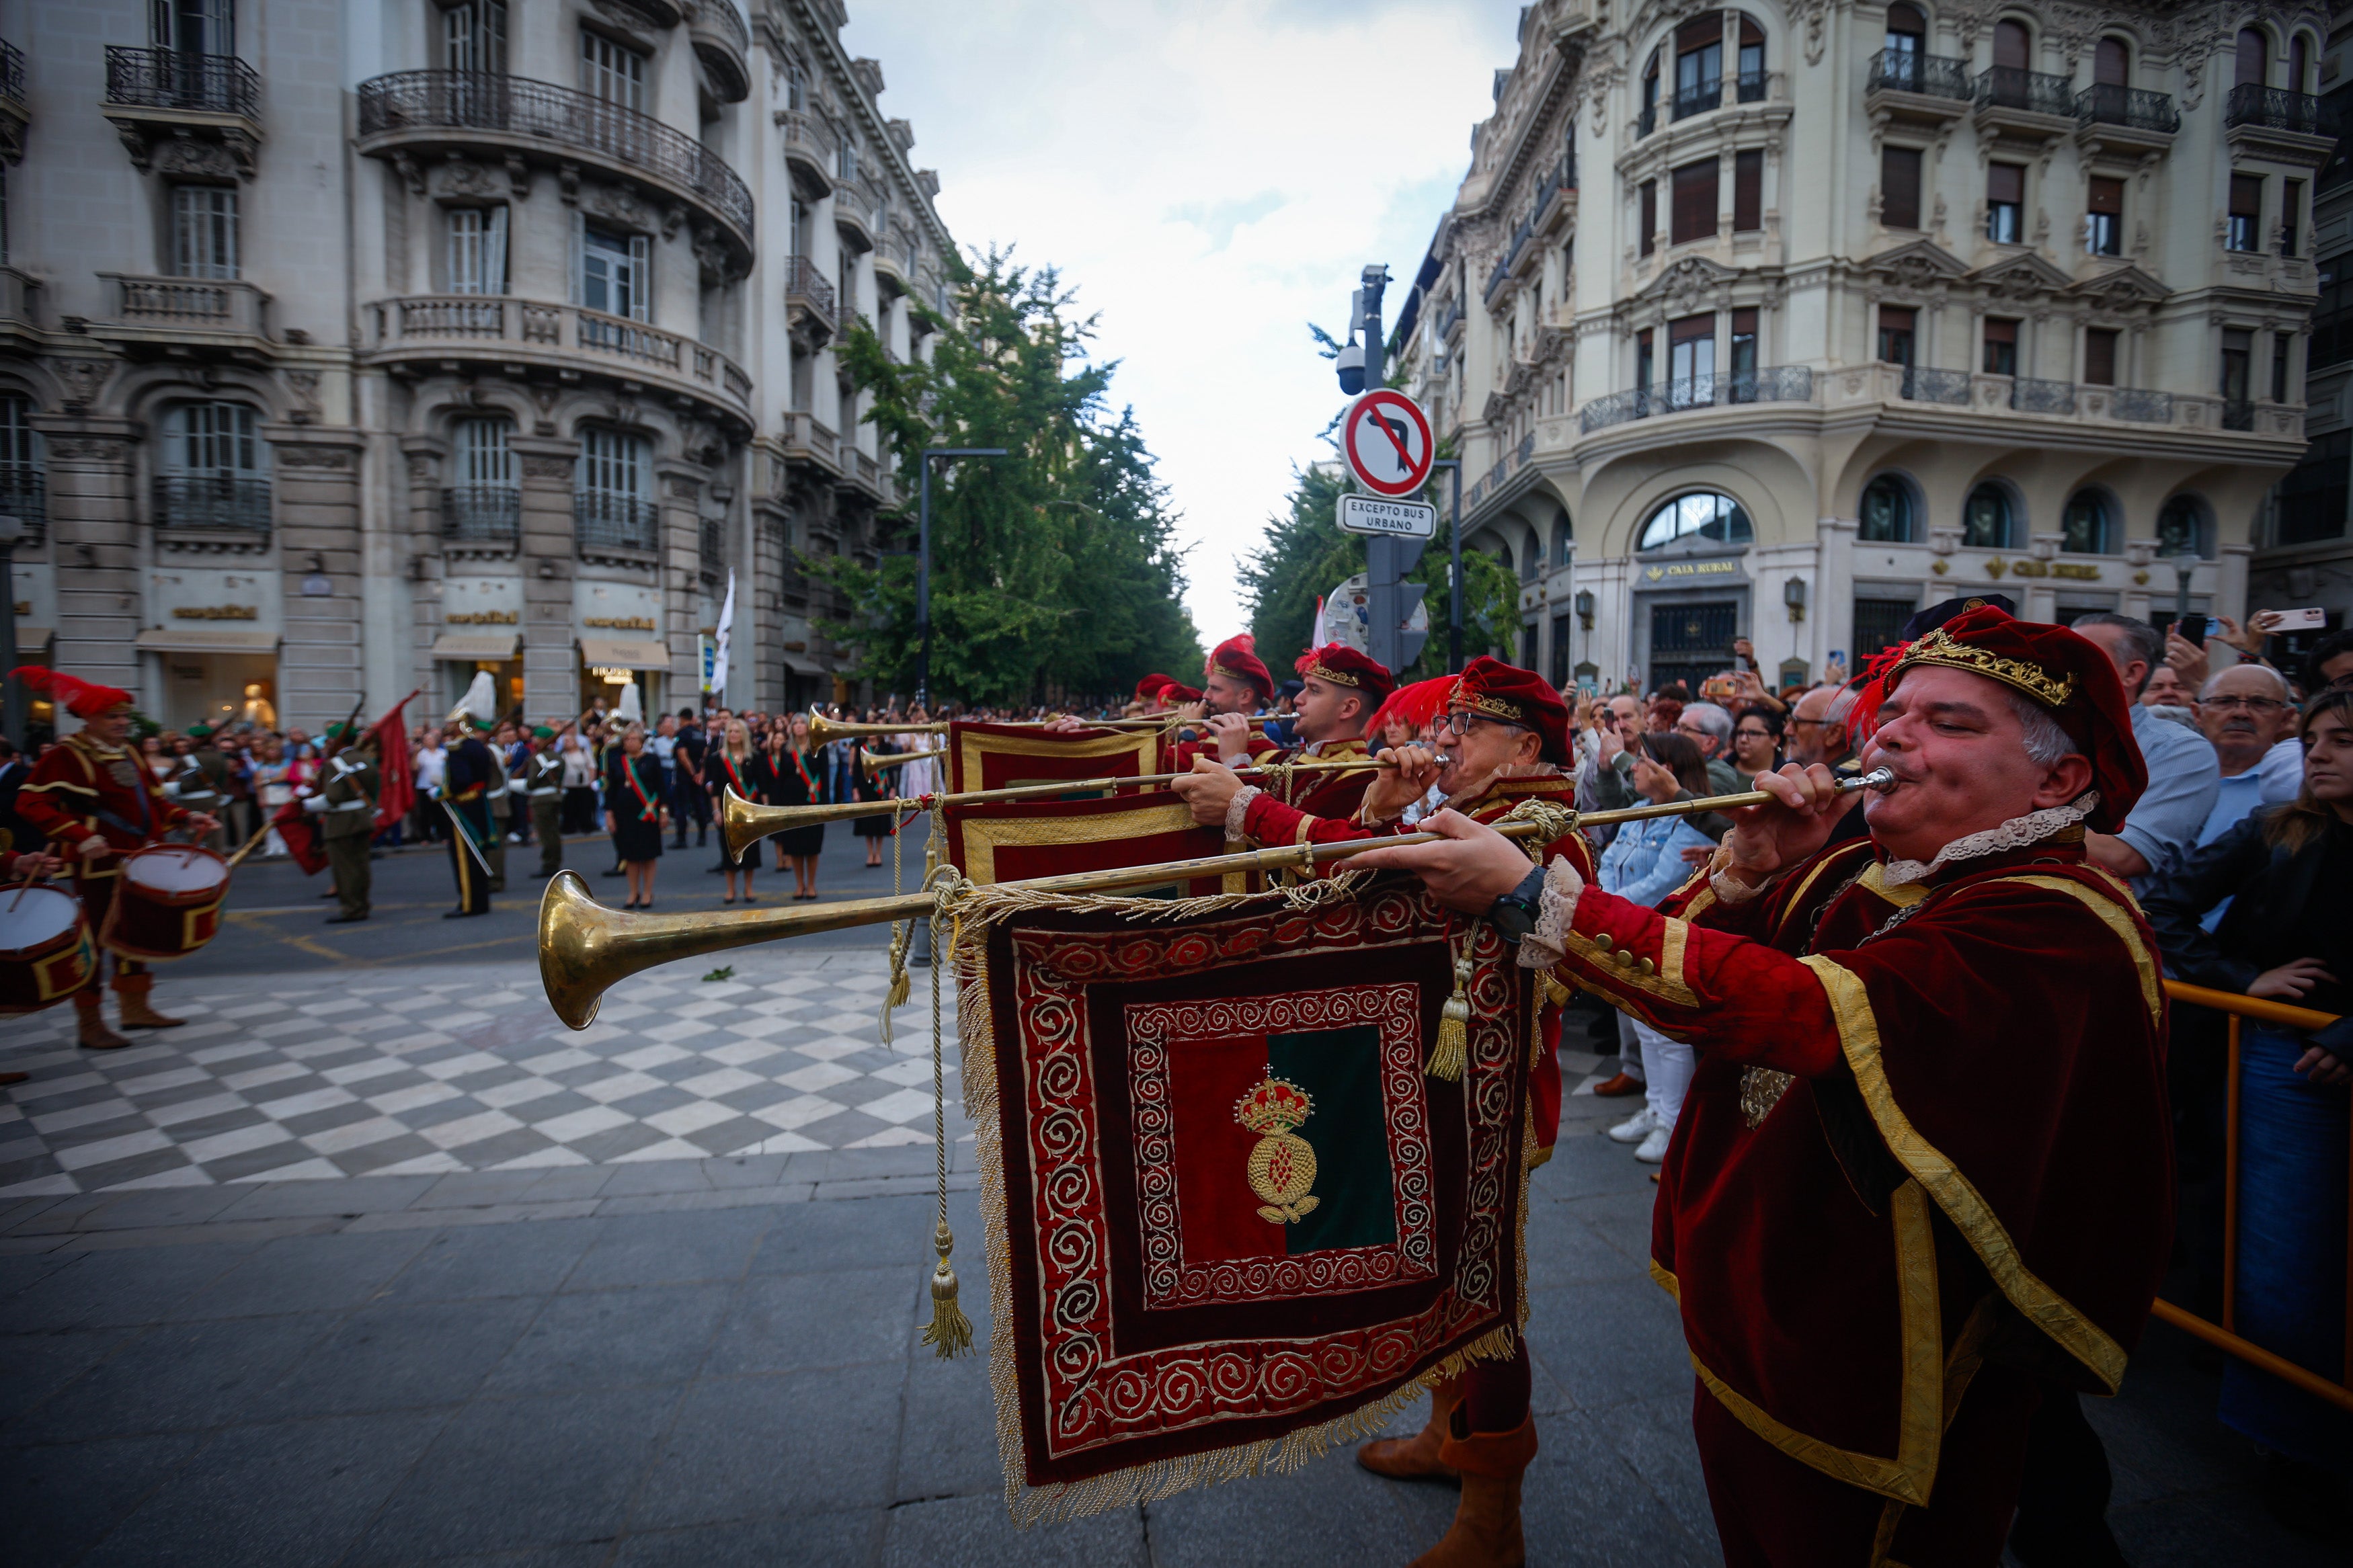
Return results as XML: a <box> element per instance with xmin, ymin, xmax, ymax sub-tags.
<box><xmin>840</xmin><ymin>0</ymin><xmax>1516</xmax><ymax>643</ymax></box>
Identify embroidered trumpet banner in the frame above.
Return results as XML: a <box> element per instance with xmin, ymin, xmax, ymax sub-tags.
<box><xmin>963</xmin><ymin>878</ymin><xmax>1533</xmax><ymax>1521</ymax></box>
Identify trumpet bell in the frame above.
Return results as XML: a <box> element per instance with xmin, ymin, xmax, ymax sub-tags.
<box><xmin>809</xmin><ymin>710</ymin><xmax>949</xmax><ymax>748</ymax></box>
<box><xmin>540</xmin><ymin>870</ymin><xmax>621</xmax><ymax>1030</ymax></box>
<box><xmin>859</xmin><ymin>744</ymin><xmax>945</xmax><ymax>782</ymax></box>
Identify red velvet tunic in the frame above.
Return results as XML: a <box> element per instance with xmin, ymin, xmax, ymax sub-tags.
<box><xmin>1240</xmin><ymin>772</ymin><xmax>1600</xmax><ymax>1156</ymax></box>
<box><xmin>1537</xmin><ymin>833</ymin><xmax>2171</xmax><ymax>1550</ymax></box>
<box><xmin>17</xmin><ymin>734</ymin><xmax>192</xmax><ymax>884</ymax></box>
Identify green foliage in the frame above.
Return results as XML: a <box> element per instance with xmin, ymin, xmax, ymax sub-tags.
<box><xmin>811</xmin><ymin>249</ymin><xmax>1203</xmax><ymax>705</ymax></box>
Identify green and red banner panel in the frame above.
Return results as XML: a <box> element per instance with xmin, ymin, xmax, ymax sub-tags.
<box><xmin>963</xmin><ymin>878</ymin><xmax>1533</xmax><ymax>1521</ymax></box>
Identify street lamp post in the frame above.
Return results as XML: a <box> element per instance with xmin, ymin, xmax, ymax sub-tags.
<box><xmin>2173</xmin><ymin>550</ymin><xmax>2199</xmax><ymax>635</ymax></box>
<box><xmin>916</xmin><ymin>446</ymin><xmax>1008</xmax><ymax>708</ymax></box>
<box><xmin>1431</xmin><ymin>459</ymin><xmax>1464</xmax><ymax>672</ymax></box>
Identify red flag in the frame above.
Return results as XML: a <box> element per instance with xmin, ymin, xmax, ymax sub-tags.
<box><xmin>270</xmin><ymin>799</ymin><xmax>329</xmax><ymax>874</ymax></box>
<box><xmin>368</xmin><ymin>692</ymin><xmax>418</xmax><ymax>835</ymax></box>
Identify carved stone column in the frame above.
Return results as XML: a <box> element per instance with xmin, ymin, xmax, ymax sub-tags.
<box><xmin>657</xmin><ymin>460</ymin><xmax>705</xmax><ymax>706</ymax></box>
<box><xmin>512</xmin><ymin>434</ymin><xmax>580</xmax><ymax>719</ymax></box>
<box><xmin>29</xmin><ymin>415</ymin><xmax>143</xmax><ymax>703</ymax></box>
<box><xmin>399</xmin><ymin>435</ymin><xmax>448</xmax><ymax>702</ymax></box>
<box><xmin>751</xmin><ymin>493</ymin><xmax>790</xmax><ymax>711</ymax></box>
<box><xmin>268</xmin><ymin>426</ymin><xmax>368</xmax><ymax>733</ymax></box>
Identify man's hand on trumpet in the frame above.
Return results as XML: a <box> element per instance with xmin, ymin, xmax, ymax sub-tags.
<box><xmin>1168</xmin><ymin>755</ymin><xmax>1245</xmax><ymax>828</ymax></box>
<box><xmin>1349</xmin><ymin>809</ymin><xmax>1532</xmax><ymax>914</ymax></box>
<box><xmin>1357</xmin><ymin>743</ymin><xmax>1442</xmax><ymax>825</ymax></box>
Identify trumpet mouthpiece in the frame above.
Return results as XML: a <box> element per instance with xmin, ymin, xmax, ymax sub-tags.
<box><xmin>1855</xmin><ymin>767</ymin><xmax>1897</xmax><ymax>792</ymax></box>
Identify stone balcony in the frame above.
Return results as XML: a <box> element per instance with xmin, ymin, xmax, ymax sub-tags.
<box><xmin>364</xmin><ymin>294</ymin><xmax>752</xmax><ymax>434</ymax></box>
<box><xmin>83</xmin><ymin>273</ymin><xmax>274</xmax><ymax>362</ymax></box>
<box><xmin>102</xmin><ymin>46</ymin><xmax>262</xmax><ymax>179</ymax></box>
<box><xmin>356</xmin><ymin>71</ymin><xmax>753</xmax><ymax>274</ymax></box>
<box><xmin>686</xmin><ymin>0</ymin><xmax>749</xmax><ymax>104</ymax></box>
<box><xmin>1827</xmin><ymin>362</ymin><xmax>2303</xmax><ymax>443</ymax></box>
<box><xmin>833</xmin><ymin>182</ymin><xmax>876</xmax><ymax>254</ymax></box>
<box><xmin>2223</xmin><ymin>83</ymin><xmax>2338</xmax><ymax>168</ymax></box>
<box><xmin>774</xmin><ymin>110</ymin><xmax>835</xmax><ymax>200</ymax></box>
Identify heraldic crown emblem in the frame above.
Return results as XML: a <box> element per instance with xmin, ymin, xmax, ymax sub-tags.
<box><xmin>1235</xmin><ymin>1075</ymin><xmax>1320</xmax><ymax>1225</ymax></box>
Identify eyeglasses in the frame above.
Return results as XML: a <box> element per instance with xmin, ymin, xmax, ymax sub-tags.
<box><xmin>1734</xmin><ymin>728</ymin><xmax>1773</xmax><ymax>741</ymax></box>
<box><xmin>2201</xmin><ymin>696</ymin><xmax>2288</xmax><ymax>713</ymax></box>
<box><xmin>1438</xmin><ymin>712</ymin><xmax>1528</xmax><ymax>737</ymax></box>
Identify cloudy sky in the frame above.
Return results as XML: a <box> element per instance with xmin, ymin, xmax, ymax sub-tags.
<box><xmin>839</xmin><ymin>0</ymin><xmax>1522</xmax><ymax>643</ymax></box>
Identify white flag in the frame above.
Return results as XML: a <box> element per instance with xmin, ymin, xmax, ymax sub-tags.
<box><xmin>709</xmin><ymin>571</ymin><xmax>735</xmax><ymax>699</ymax></box>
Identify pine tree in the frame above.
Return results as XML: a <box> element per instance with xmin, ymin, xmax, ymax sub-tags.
<box><xmin>815</xmin><ymin>249</ymin><xmax>1203</xmax><ymax>705</ymax></box>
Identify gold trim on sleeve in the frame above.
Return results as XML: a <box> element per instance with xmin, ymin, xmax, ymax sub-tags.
<box><xmin>1800</xmin><ymin>954</ymin><xmax>2129</xmax><ymax>1392</ymax></box>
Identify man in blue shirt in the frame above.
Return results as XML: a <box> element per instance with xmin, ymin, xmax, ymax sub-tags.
<box><xmin>2194</xmin><ymin>661</ymin><xmax>2303</xmax><ymax>846</ymax></box>
<box><xmin>2073</xmin><ymin>612</ymin><xmax>2218</xmax><ymax>899</ymax></box>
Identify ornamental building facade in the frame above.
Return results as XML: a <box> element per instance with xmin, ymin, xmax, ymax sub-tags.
<box><xmin>1390</xmin><ymin>0</ymin><xmax>2334</xmax><ymax>694</ymax></box>
<box><xmin>0</xmin><ymin>0</ymin><xmax>949</xmax><ymax>733</ymax></box>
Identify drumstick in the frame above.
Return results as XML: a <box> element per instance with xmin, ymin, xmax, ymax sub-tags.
<box><xmin>5</xmin><ymin>868</ymin><xmax>37</xmax><ymax>913</ymax></box>
<box><xmin>223</xmin><ymin>833</ymin><xmax>268</xmax><ymax>873</ymax></box>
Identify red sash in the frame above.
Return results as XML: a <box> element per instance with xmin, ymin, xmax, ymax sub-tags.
<box><xmin>619</xmin><ymin>755</ymin><xmax>660</xmax><ymax>821</ymax></box>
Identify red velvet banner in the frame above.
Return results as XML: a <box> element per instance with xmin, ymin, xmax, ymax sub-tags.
<box><xmin>944</xmin><ymin>720</ymin><xmax>1164</xmax><ymax>795</ymax></box>
<box><xmin>965</xmin><ymin>876</ymin><xmax>1533</xmax><ymax>1519</ymax></box>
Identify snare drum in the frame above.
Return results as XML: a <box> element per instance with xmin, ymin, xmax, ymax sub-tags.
<box><xmin>0</xmin><ymin>886</ymin><xmax>95</xmax><ymax>1015</ymax></box>
<box><xmin>101</xmin><ymin>844</ymin><xmax>229</xmax><ymax>961</ymax></box>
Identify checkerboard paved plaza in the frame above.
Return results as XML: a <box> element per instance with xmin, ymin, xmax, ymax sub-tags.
<box><xmin>0</xmin><ymin>951</ymin><xmax>969</xmax><ymax>1197</ymax></box>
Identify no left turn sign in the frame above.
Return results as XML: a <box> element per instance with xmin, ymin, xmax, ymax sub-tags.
<box><xmin>1341</xmin><ymin>390</ymin><xmax>1434</xmax><ymax>498</ymax></box>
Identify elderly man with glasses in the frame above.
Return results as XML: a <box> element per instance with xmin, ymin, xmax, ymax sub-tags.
<box><xmin>2191</xmin><ymin>662</ymin><xmax>2304</xmax><ymax>848</ymax></box>
<box><xmin>1673</xmin><ymin>700</ymin><xmax>1741</xmax><ymax>794</ymax></box>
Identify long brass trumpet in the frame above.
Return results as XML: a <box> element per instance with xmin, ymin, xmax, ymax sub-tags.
<box><xmin>806</xmin><ymin>707</ymin><xmax>1277</xmax><ymax>747</ymax></box>
<box><xmin>719</xmin><ymin>755</ymin><xmax>1390</xmax><ymax>860</ymax></box>
<box><xmin>543</xmin><ymin>770</ymin><xmax>1895</xmax><ymax>1028</ymax></box>
<box><xmin>858</xmin><ymin>745</ymin><xmax>946</xmax><ymax>782</ymax></box>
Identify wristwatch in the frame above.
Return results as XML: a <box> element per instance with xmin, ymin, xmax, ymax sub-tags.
<box><xmin>1486</xmin><ymin>864</ymin><xmax>1548</xmax><ymax>944</ymax></box>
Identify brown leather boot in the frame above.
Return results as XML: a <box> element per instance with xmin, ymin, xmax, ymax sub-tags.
<box><xmin>75</xmin><ymin>993</ymin><xmax>131</xmax><ymax>1050</ymax></box>
<box><xmin>1407</xmin><ymin>1412</ymin><xmax>1537</xmax><ymax>1568</ymax></box>
<box><xmin>1359</xmin><ymin>1376</ymin><xmax>1463</xmax><ymax>1481</ymax></box>
<box><xmin>114</xmin><ymin>974</ymin><xmax>184</xmax><ymax>1030</ymax></box>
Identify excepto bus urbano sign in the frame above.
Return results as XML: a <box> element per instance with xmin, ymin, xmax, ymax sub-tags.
<box><xmin>1336</xmin><ymin>493</ymin><xmax>1437</xmax><ymax>540</ymax></box>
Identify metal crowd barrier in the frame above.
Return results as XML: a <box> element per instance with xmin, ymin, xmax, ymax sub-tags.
<box><xmin>2152</xmin><ymin>979</ymin><xmax>2351</xmax><ymax>1413</ymax></box>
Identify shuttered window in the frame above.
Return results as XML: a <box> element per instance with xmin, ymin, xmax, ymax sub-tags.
<box><xmin>2086</xmin><ymin>176</ymin><xmax>2123</xmax><ymax>256</ymax></box>
<box><xmin>1671</xmin><ymin>159</ymin><xmax>1718</xmax><ymax>245</ymax></box>
<box><xmin>2228</xmin><ymin>174</ymin><xmax>2263</xmax><ymax>251</ymax></box>
<box><xmin>1881</xmin><ymin>147</ymin><xmax>1922</xmax><ymax>230</ymax></box>
<box><xmin>1987</xmin><ymin>163</ymin><xmax>2024</xmax><ymax>243</ymax></box>
<box><xmin>1994</xmin><ymin>19</ymin><xmax>2030</xmax><ymax>71</ymax></box>
<box><xmin>2083</xmin><ymin>327</ymin><xmax>2118</xmax><ymax>385</ymax></box>
<box><xmin>1982</xmin><ymin>317</ymin><xmax>2018</xmax><ymax>376</ymax></box>
<box><xmin>1639</xmin><ymin>179</ymin><xmax>1657</xmax><ymax>255</ymax></box>
<box><xmin>2093</xmin><ymin>38</ymin><xmax>2127</xmax><ymax>87</ymax></box>
<box><xmin>1732</xmin><ymin>149</ymin><xmax>1763</xmax><ymax>232</ymax></box>
<box><xmin>1878</xmin><ymin>306</ymin><xmax>1915</xmax><ymax>366</ymax></box>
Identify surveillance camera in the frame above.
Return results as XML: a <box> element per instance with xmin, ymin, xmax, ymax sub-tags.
<box><xmin>1336</xmin><ymin>342</ymin><xmax>1365</xmax><ymax>396</ymax></box>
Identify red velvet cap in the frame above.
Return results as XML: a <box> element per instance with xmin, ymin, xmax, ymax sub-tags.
<box><xmin>1293</xmin><ymin>643</ymin><xmax>1395</xmax><ymax>704</ymax></box>
<box><xmin>1205</xmin><ymin>634</ymin><xmax>1273</xmax><ymax>700</ymax></box>
<box><xmin>1160</xmin><ymin>682</ymin><xmax>1203</xmax><ymax>704</ymax></box>
<box><xmin>1134</xmin><ymin>673</ymin><xmax>1174</xmax><ymax>702</ymax></box>
<box><xmin>13</xmin><ymin>667</ymin><xmax>134</xmax><ymax>720</ymax></box>
<box><xmin>1450</xmin><ymin>656</ymin><xmax>1571</xmax><ymax>766</ymax></box>
<box><xmin>1884</xmin><ymin>604</ymin><xmax>2145</xmax><ymax>831</ymax></box>
<box><xmin>1365</xmin><ymin>677</ymin><xmax>1453</xmax><ymax>745</ymax></box>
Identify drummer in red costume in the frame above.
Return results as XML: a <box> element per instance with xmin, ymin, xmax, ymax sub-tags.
<box><xmin>11</xmin><ymin>669</ymin><xmax>221</xmax><ymax>1050</ymax></box>
<box><xmin>1351</xmin><ymin>607</ymin><xmax>2173</xmax><ymax>1567</ymax></box>
<box><xmin>1172</xmin><ymin>655</ymin><xmax>1599</xmax><ymax>1568</ymax></box>
<box><xmin>0</xmin><ymin>845</ymin><xmax>67</xmax><ymax>1083</ymax></box>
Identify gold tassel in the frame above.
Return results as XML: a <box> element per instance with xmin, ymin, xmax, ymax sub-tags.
<box><xmin>879</xmin><ymin>922</ymin><xmax>912</xmax><ymax>1044</ymax></box>
<box><xmin>1429</xmin><ymin>943</ymin><xmax>1471</xmax><ymax>1081</ymax></box>
<box><xmin>920</xmin><ymin>1219</ymin><xmax>974</xmax><ymax>1358</ymax></box>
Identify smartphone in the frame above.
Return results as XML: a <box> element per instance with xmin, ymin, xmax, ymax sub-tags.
<box><xmin>2176</xmin><ymin>615</ymin><xmax>2207</xmax><ymax>648</ymax></box>
<box><xmin>2272</xmin><ymin>608</ymin><xmax>2328</xmax><ymax>632</ymax></box>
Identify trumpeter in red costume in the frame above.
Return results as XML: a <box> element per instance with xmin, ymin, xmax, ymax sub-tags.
<box><xmin>1269</xmin><ymin>643</ymin><xmax>1395</xmax><ymax>821</ymax></box>
<box><xmin>1167</xmin><ymin>633</ymin><xmax>1280</xmax><ymax>769</ymax></box>
<box><xmin>1349</xmin><ymin>607</ymin><xmax>2173</xmax><ymax>1567</ymax></box>
<box><xmin>11</xmin><ymin>668</ymin><xmax>221</xmax><ymax>1049</ymax></box>
<box><xmin>1172</xmin><ymin>655</ymin><xmax>1600</xmax><ymax>1567</ymax></box>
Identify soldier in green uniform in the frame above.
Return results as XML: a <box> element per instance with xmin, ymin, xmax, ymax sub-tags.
<box><xmin>527</xmin><ymin>724</ymin><xmax>567</xmax><ymax>878</ymax></box>
<box><xmin>306</xmin><ymin>723</ymin><xmax>382</xmax><ymax>924</ymax></box>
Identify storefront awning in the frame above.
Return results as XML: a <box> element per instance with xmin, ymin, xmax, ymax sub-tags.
<box><xmin>429</xmin><ymin>632</ymin><xmax>520</xmax><ymax>661</ymax></box>
<box><xmin>134</xmin><ymin>628</ymin><xmax>281</xmax><ymax>654</ymax></box>
<box><xmin>9</xmin><ymin>625</ymin><xmax>51</xmax><ymax>652</ymax></box>
<box><xmin>580</xmin><ymin>636</ymin><xmax>670</xmax><ymax>669</ymax></box>
<box><xmin>781</xmin><ymin>653</ymin><xmax>832</xmax><ymax>675</ymax></box>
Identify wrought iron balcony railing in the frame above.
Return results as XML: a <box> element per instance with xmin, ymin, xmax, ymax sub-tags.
<box><xmin>2075</xmin><ymin>83</ymin><xmax>2178</xmax><ymax>134</ymax></box>
<box><xmin>2109</xmin><ymin>388</ymin><xmax>2173</xmax><ymax>423</ymax></box>
<box><xmin>1735</xmin><ymin>67</ymin><xmax>1767</xmax><ymax>104</ymax></box>
<box><xmin>1671</xmin><ymin>81</ymin><xmax>1721</xmax><ymax>121</ymax></box>
<box><xmin>2009</xmin><ymin>376</ymin><xmax>2076</xmax><ymax>415</ymax></box>
<box><xmin>1579</xmin><ymin>367</ymin><xmax>1814</xmax><ymax>434</ymax></box>
<box><xmin>1637</xmin><ymin>99</ymin><xmax>1659</xmax><ymax>138</ymax></box>
<box><xmin>2225</xmin><ymin>82</ymin><xmax>2336</xmax><ymax>137</ymax></box>
<box><xmin>699</xmin><ymin>515</ymin><xmax>725</xmax><ymax>579</ymax></box>
<box><xmin>2221</xmin><ymin>398</ymin><xmax>2256</xmax><ymax>432</ymax></box>
<box><xmin>356</xmin><ymin>71</ymin><xmax>752</xmax><ymax>240</ymax></box>
<box><xmin>441</xmin><ymin>485</ymin><xmax>520</xmax><ymax>544</ymax></box>
<box><xmin>0</xmin><ymin>467</ymin><xmax>45</xmax><ymax>546</ymax></box>
<box><xmin>574</xmin><ymin>492</ymin><xmax>660</xmax><ymax>556</ymax></box>
<box><xmin>0</xmin><ymin>38</ymin><xmax>25</xmax><ymax>104</ymax></box>
<box><xmin>1975</xmin><ymin>66</ymin><xmax>2075</xmax><ymax>118</ymax></box>
<box><xmin>104</xmin><ymin>46</ymin><xmax>260</xmax><ymax>119</ymax></box>
<box><xmin>154</xmin><ymin>475</ymin><xmax>270</xmax><ymax>534</ymax></box>
<box><xmin>784</xmin><ymin>255</ymin><xmax>836</xmax><ymax>323</ymax></box>
<box><xmin>1867</xmin><ymin>49</ymin><xmax>1970</xmax><ymax>101</ymax></box>
<box><xmin>1897</xmin><ymin>365</ymin><xmax>1972</xmax><ymax>405</ymax></box>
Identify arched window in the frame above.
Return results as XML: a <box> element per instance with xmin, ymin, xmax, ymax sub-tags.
<box><xmin>1962</xmin><ymin>482</ymin><xmax>2014</xmax><ymax>549</ymax></box>
<box><xmin>1884</xmin><ymin>4</ymin><xmax>1927</xmax><ymax>87</ymax></box>
<box><xmin>2156</xmin><ymin>494</ymin><xmax>2212</xmax><ymax>559</ymax></box>
<box><xmin>2291</xmin><ymin>33</ymin><xmax>2311</xmax><ymax>94</ymax></box>
<box><xmin>1640</xmin><ymin>47</ymin><xmax>1661</xmax><ymax>132</ymax></box>
<box><xmin>1993</xmin><ymin>19</ymin><xmax>2030</xmax><ymax>71</ymax></box>
<box><xmin>1638</xmin><ymin>491</ymin><xmax>1752</xmax><ymax>551</ymax></box>
<box><xmin>1552</xmin><ymin>509</ymin><xmax>1573</xmax><ymax>566</ymax></box>
<box><xmin>2093</xmin><ymin>37</ymin><xmax>2128</xmax><ymax>87</ymax></box>
<box><xmin>1858</xmin><ymin>474</ymin><xmax>1917</xmax><ymax>542</ymax></box>
<box><xmin>2061</xmin><ymin>488</ymin><xmax>2116</xmax><ymax>554</ymax></box>
<box><xmin>1520</xmin><ymin>526</ymin><xmax>1541</xmax><ymax>581</ymax></box>
<box><xmin>2235</xmin><ymin>28</ymin><xmax>2268</xmax><ymax>89</ymax></box>
<box><xmin>1736</xmin><ymin>12</ymin><xmax>1766</xmax><ymax>99</ymax></box>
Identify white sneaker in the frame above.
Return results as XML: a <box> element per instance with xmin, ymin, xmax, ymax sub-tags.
<box><xmin>1634</xmin><ymin>1124</ymin><xmax>1673</xmax><ymax>1164</ymax></box>
<box><xmin>1607</xmin><ymin>1107</ymin><xmax>1655</xmax><ymax>1143</ymax></box>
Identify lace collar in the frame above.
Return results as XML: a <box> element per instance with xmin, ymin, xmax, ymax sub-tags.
<box><xmin>1877</xmin><ymin>792</ymin><xmax>2100</xmax><ymax>888</ymax></box>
